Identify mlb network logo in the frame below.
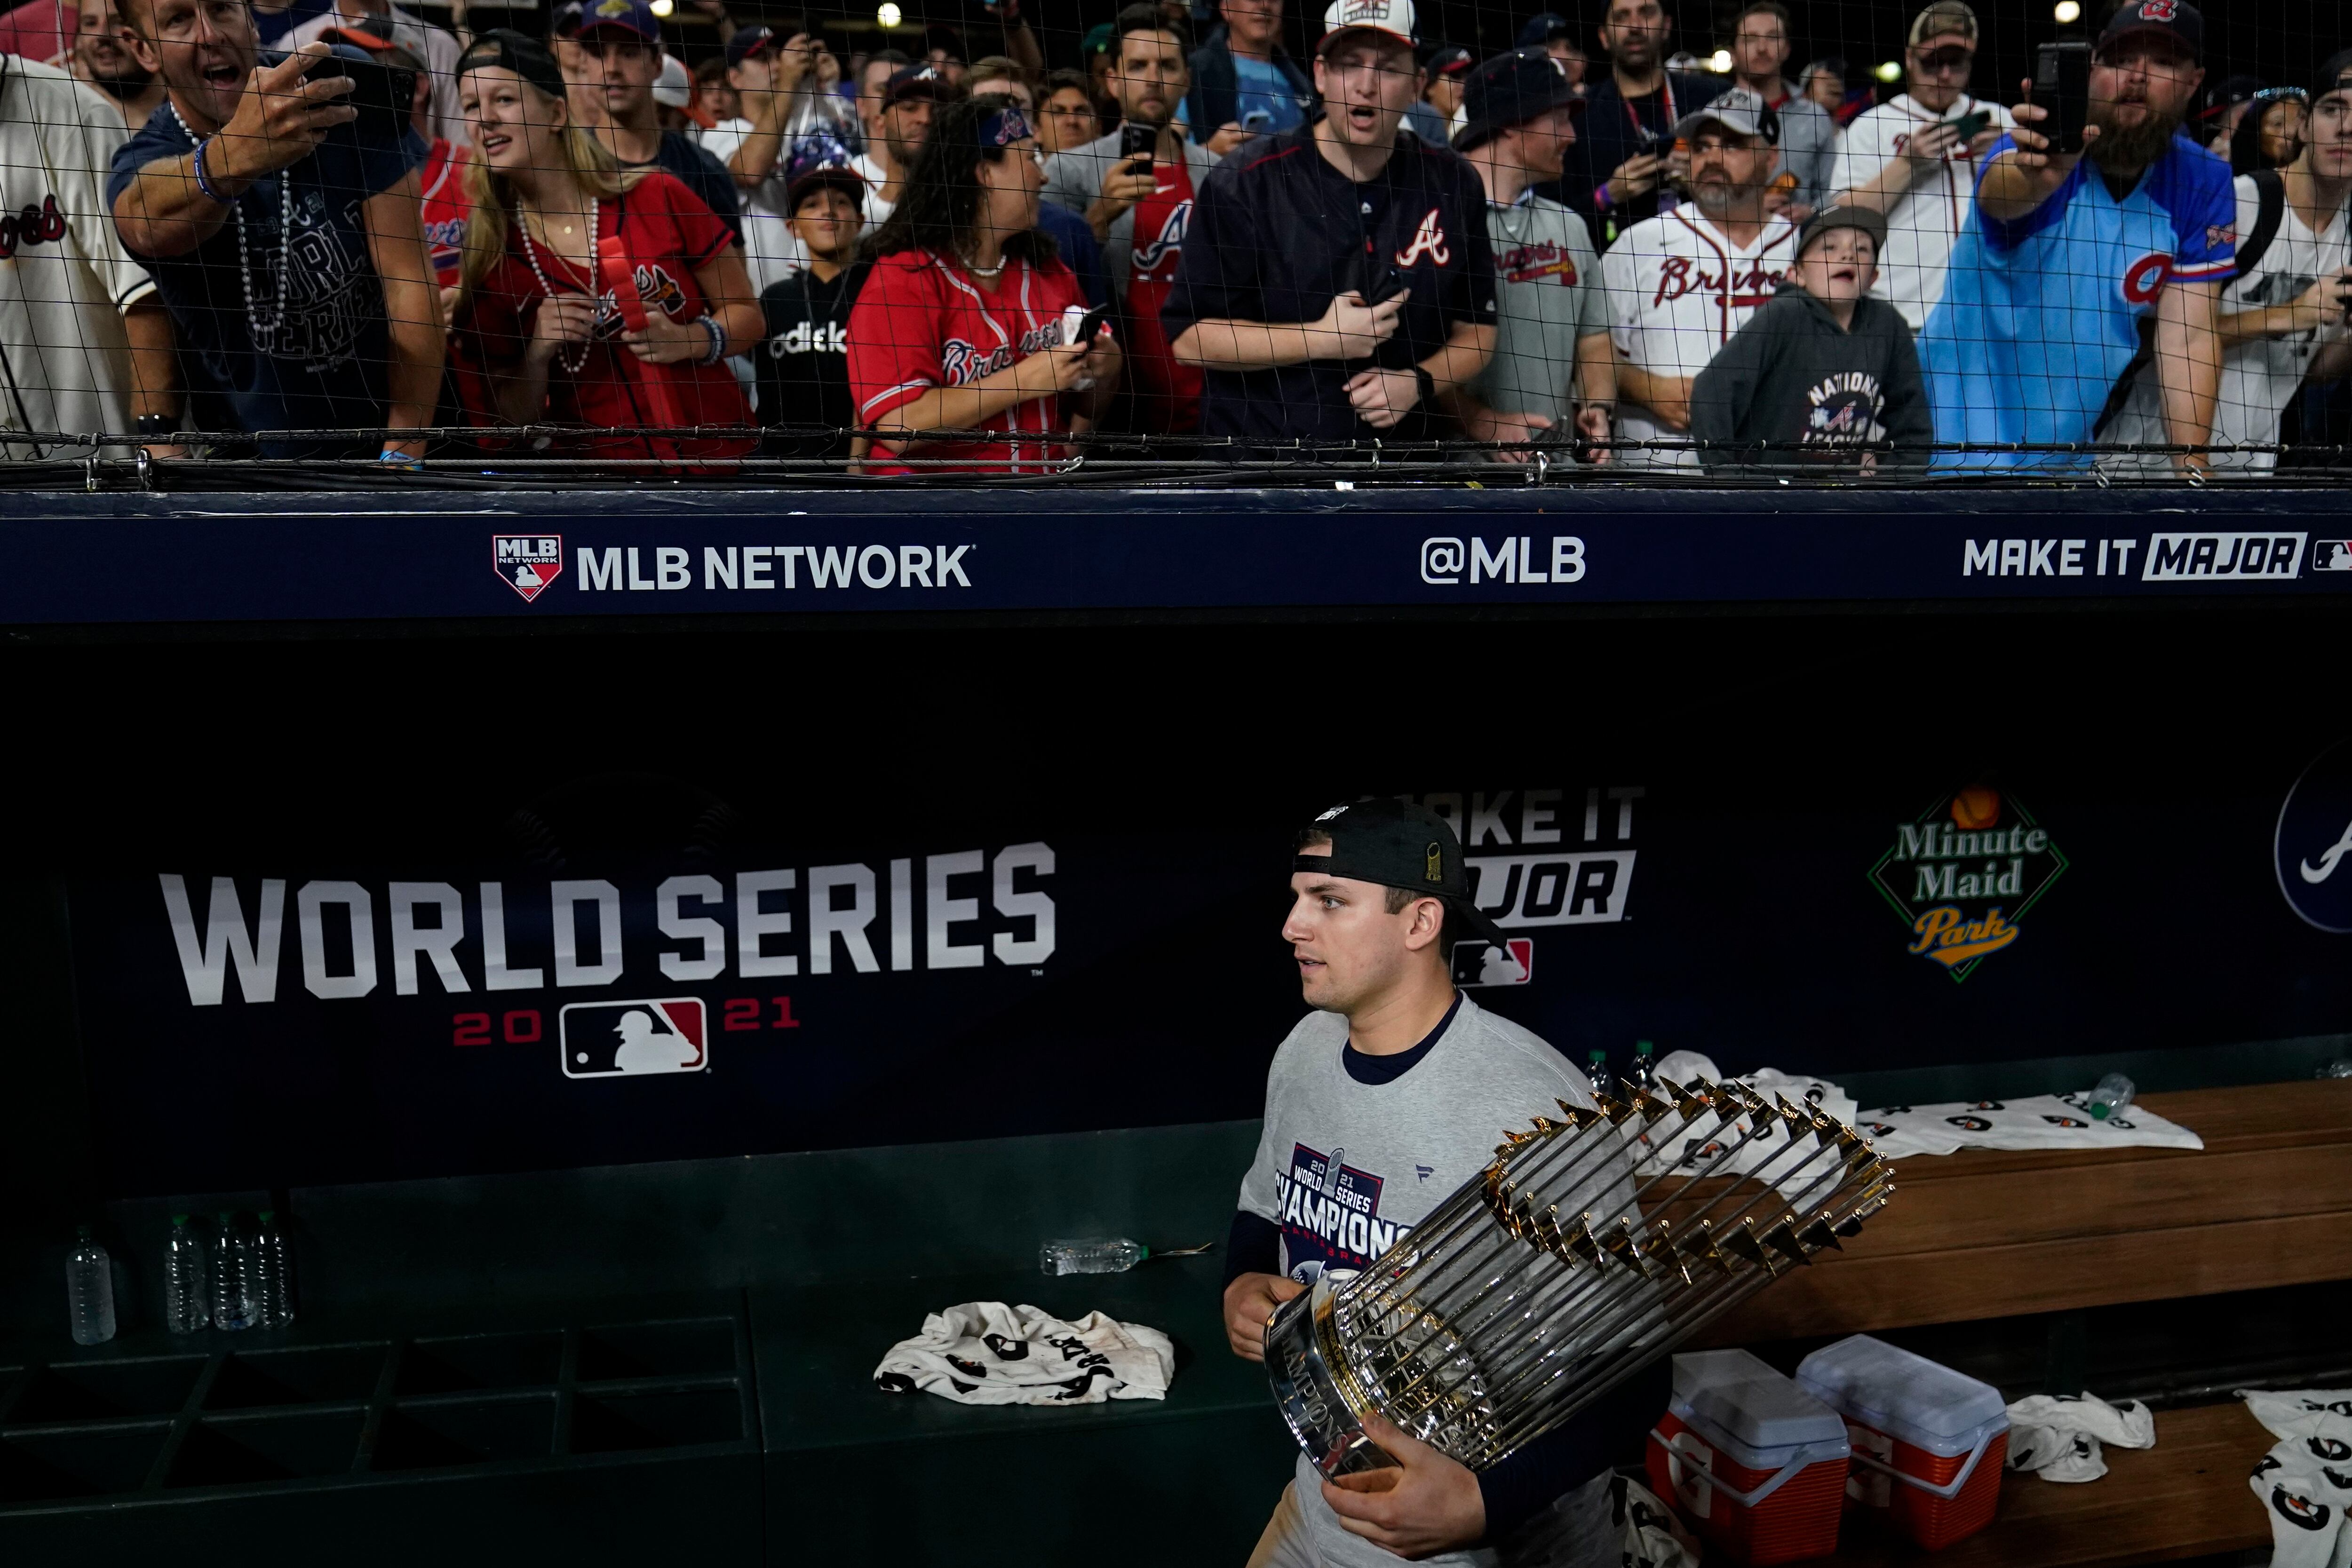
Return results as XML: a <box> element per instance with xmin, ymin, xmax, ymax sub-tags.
<box><xmin>495</xmin><ymin>534</ymin><xmax>564</xmax><ymax>601</ymax></box>
<box><xmin>559</xmin><ymin>998</ymin><xmax>706</xmax><ymax>1078</ymax></box>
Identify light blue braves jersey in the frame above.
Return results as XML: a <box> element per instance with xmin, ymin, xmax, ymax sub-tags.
<box><xmin>1918</xmin><ymin>131</ymin><xmax>2237</xmax><ymax>470</ymax></box>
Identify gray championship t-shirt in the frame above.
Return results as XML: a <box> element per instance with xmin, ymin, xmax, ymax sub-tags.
<box><xmin>1239</xmin><ymin>995</ymin><xmax>1618</xmax><ymax>1568</ymax></box>
<box><xmin>1463</xmin><ymin>195</ymin><xmax>1609</xmax><ymax>428</ymax></box>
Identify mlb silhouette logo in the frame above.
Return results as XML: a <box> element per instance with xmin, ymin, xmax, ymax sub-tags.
<box><xmin>559</xmin><ymin>998</ymin><xmax>707</xmax><ymax>1078</ymax></box>
<box><xmin>2314</xmin><ymin>540</ymin><xmax>2352</xmax><ymax>572</ymax></box>
<box><xmin>1452</xmin><ymin>938</ymin><xmax>1534</xmax><ymax>988</ymax></box>
<box><xmin>494</xmin><ymin>534</ymin><xmax>564</xmax><ymax>601</ymax></box>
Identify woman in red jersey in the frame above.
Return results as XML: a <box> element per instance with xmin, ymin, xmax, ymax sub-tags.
<box><xmin>849</xmin><ymin>96</ymin><xmax>1122</xmax><ymax>475</ymax></box>
<box><xmin>447</xmin><ymin>31</ymin><xmax>759</xmax><ymax>459</ymax></box>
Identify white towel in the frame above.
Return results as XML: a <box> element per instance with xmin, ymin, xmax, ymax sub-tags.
<box><xmin>2241</xmin><ymin>1389</ymin><xmax>2352</xmax><ymax>1568</ymax></box>
<box><xmin>873</xmin><ymin>1301</ymin><xmax>1174</xmax><ymax>1406</ymax></box>
<box><xmin>1853</xmin><ymin>1093</ymin><xmax>2204</xmax><ymax>1160</ymax></box>
<box><xmin>2003</xmin><ymin>1391</ymin><xmax>2156</xmax><ymax>1483</ymax></box>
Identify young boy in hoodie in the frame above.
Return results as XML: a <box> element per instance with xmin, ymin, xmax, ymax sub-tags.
<box><xmin>1691</xmin><ymin>206</ymin><xmax>1933</xmax><ymax>470</ymax></box>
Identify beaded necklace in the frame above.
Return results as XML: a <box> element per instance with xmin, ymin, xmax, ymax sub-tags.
<box><xmin>516</xmin><ymin>197</ymin><xmax>598</xmax><ymax>376</ymax></box>
<box><xmin>170</xmin><ymin>98</ymin><xmax>291</xmax><ymax>351</ymax></box>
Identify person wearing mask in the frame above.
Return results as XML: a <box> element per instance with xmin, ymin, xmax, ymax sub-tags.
<box><xmin>575</xmin><ymin>0</ymin><xmax>742</xmax><ymax>244</ymax></box>
<box><xmin>1566</xmin><ymin>0</ymin><xmax>1721</xmax><ymax>243</ymax></box>
<box><xmin>1036</xmin><ymin>67</ymin><xmax>1100</xmax><ymax>154</ymax></box>
<box><xmin>2105</xmin><ymin>55</ymin><xmax>2352</xmax><ymax>472</ymax></box>
<box><xmin>1166</xmin><ymin>0</ymin><xmax>1497</xmax><ymax>454</ymax></box>
<box><xmin>704</xmin><ymin>25</ymin><xmax>831</xmax><ymax>290</ymax></box>
<box><xmin>1443</xmin><ymin>47</ymin><xmax>1615</xmax><ymax>462</ymax></box>
<box><xmin>1186</xmin><ymin>0</ymin><xmax>1313</xmax><ymax>155</ymax></box>
<box><xmin>108</xmin><ymin>9</ymin><xmax>439</xmax><ymax>460</ymax></box>
<box><xmin>1597</xmin><ymin>87</ymin><xmax>1796</xmax><ymax>467</ymax></box>
<box><xmin>846</xmin><ymin>97</ymin><xmax>1121</xmax><ymax>475</ymax></box>
<box><xmin>1042</xmin><ymin>2</ymin><xmax>1219</xmax><ymax>432</ymax></box>
<box><xmin>2229</xmin><ymin>87</ymin><xmax>2308</xmax><ymax>176</ymax></box>
<box><xmin>1918</xmin><ymin>0</ymin><xmax>2234</xmax><ymax>476</ymax></box>
<box><xmin>1726</xmin><ymin>1</ymin><xmax>1833</xmax><ymax>222</ymax></box>
<box><xmin>0</xmin><ymin>50</ymin><xmax>181</xmax><ymax>458</ymax></box>
<box><xmin>852</xmin><ymin>61</ymin><xmax>948</xmax><ymax>229</ymax></box>
<box><xmin>753</xmin><ymin>150</ymin><xmax>867</xmax><ymax>456</ymax></box>
<box><xmin>1828</xmin><ymin>2</ymin><xmax>2010</xmax><ymax>332</ymax></box>
<box><xmin>1690</xmin><ymin>205</ymin><xmax>1931</xmax><ymax>470</ymax></box>
<box><xmin>70</xmin><ymin>0</ymin><xmax>164</xmax><ymax>124</ymax></box>
<box><xmin>446</xmin><ymin>31</ymin><xmax>757</xmax><ymax>459</ymax></box>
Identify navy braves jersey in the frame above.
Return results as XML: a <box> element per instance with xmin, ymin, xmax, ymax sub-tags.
<box><xmin>1160</xmin><ymin>120</ymin><xmax>1497</xmax><ymax>445</ymax></box>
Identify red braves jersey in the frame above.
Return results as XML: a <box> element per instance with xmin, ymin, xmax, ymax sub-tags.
<box><xmin>1123</xmin><ymin>160</ymin><xmax>1203</xmax><ymax>436</ymax></box>
<box><xmin>847</xmin><ymin>247</ymin><xmax>1087</xmax><ymax>475</ymax></box>
<box><xmin>418</xmin><ymin>137</ymin><xmax>468</xmax><ymax>290</ymax></box>
<box><xmin>450</xmin><ymin>170</ymin><xmax>751</xmax><ymax>457</ymax></box>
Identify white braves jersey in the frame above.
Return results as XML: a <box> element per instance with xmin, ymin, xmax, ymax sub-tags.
<box><xmin>0</xmin><ymin>56</ymin><xmax>156</xmax><ymax>458</ymax></box>
<box><xmin>1831</xmin><ymin>94</ymin><xmax>2013</xmax><ymax>331</ymax></box>
<box><xmin>2101</xmin><ymin>176</ymin><xmax>2352</xmax><ymax>473</ymax></box>
<box><xmin>1601</xmin><ymin>206</ymin><xmax>1798</xmax><ymax>469</ymax></box>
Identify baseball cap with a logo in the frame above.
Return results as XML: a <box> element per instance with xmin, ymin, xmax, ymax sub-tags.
<box><xmin>1907</xmin><ymin>0</ymin><xmax>1977</xmax><ymax>49</ymax></box>
<box><xmin>1320</xmin><ymin>0</ymin><xmax>1417</xmax><ymax>54</ymax></box>
<box><xmin>1454</xmin><ymin>47</ymin><xmax>1581</xmax><ymax>153</ymax></box>
<box><xmin>1295</xmin><ymin>798</ymin><xmax>1511</xmax><ymax>949</ymax></box>
<box><xmin>579</xmin><ymin>0</ymin><xmax>660</xmax><ymax>42</ymax></box>
<box><xmin>2097</xmin><ymin>0</ymin><xmax>2202</xmax><ymax>64</ymax></box>
<box><xmin>1672</xmin><ymin>84</ymin><xmax>1780</xmax><ymax>146</ymax></box>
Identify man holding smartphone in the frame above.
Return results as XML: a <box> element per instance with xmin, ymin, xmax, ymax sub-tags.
<box><xmin>1917</xmin><ymin>0</ymin><xmax>2233</xmax><ymax>475</ymax></box>
<box><xmin>1560</xmin><ymin>0</ymin><xmax>1721</xmax><ymax>242</ymax></box>
<box><xmin>108</xmin><ymin>2</ymin><xmax>440</xmax><ymax>460</ymax></box>
<box><xmin>1166</xmin><ymin>0</ymin><xmax>1496</xmax><ymax>454</ymax></box>
<box><xmin>1041</xmin><ymin>3</ymin><xmax>1219</xmax><ymax>435</ymax></box>
<box><xmin>1829</xmin><ymin>2</ymin><xmax>2010</xmax><ymax>331</ymax></box>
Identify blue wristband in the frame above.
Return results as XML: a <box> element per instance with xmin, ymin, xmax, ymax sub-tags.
<box><xmin>191</xmin><ymin>139</ymin><xmax>227</xmax><ymax>205</ymax></box>
<box><xmin>379</xmin><ymin>446</ymin><xmax>423</xmax><ymax>470</ymax></box>
<box><xmin>695</xmin><ymin>314</ymin><xmax>724</xmax><ymax>365</ymax></box>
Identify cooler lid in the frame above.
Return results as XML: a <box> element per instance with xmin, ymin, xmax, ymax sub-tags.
<box><xmin>1671</xmin><ymin>1349</ymin><xmax>1849</xmax><ymax>1455</ymax></box>
<box><xmin>1794</xmin><ymin>1335</ymin><xmax>2010</xmax><ymax>1453</ymax></box>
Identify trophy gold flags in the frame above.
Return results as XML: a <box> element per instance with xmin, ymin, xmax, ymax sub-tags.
<box><xmin>1264</xmin><ymin>1077</ymin><xmax>1895</xmax><ymax>1476</ymax></box>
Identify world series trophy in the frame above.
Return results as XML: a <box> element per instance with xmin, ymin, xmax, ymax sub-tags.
<box><xmin>1264</xmin><ymin>1077</ymin><xmax>1896</xmax><ymax>1475</ymax></box>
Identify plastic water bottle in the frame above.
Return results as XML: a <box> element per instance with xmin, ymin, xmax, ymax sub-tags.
<box><xmin>67</xmin><ymin>1227</ymin><xmax>117</xmax><ymax>1346</ymax></box>
<box><xmin>2319</xmin><ymin>1059</ymin><xmax>2352</xmax><ymax>1080</ymax></box>
<box><xmin>164</xmin><ymin>1214</ymin><xmax>210</xmax><ymax>1335</ymax></box>
<box><xmin>211</xmin><ymin>1211</ymin><xmax>256</xmax><ymax>1332</ymax></box>
<box><xmin>1626</xmin><ymin>1040</ymin><xmax>1659</xmax><ymax>1094</ymax></box>
<box><xmin>253</xmin><ymin>1211</ymin><xmax>296</xmax><ymax>1328</ymax></box>
<box><xmin>2086</xmin><ymin>1073</ymin><xmax>2137</xmax><ymax>1120</ymax></box>
<box><xmin>1586</xmin><ymin>1047</ymin><xmax>1611</xmax><ymax>1091</ymax></box>
<box><xmin>1039</xmin><ymin>1238</ymin><xmax>1149</xmax><ymax>1276</ymax></box>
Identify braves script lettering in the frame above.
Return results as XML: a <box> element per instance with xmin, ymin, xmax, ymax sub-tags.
<box><xmin>1651</xmin><ymin>254</ymin><xmax>1784</xmax><ymax>308</ymax></box>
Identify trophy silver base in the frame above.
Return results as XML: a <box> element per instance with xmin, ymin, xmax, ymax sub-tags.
<box><xmin>1263</xmin><ymin>1278</ymin><xmax>1397</xmax><ymax>1479</ymax></box>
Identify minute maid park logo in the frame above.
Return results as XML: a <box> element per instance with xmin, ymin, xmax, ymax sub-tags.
<box><xmin>1868</xmin><ymin>785</ymin><xmax>2069</xmax><ymax>982</ymax></box>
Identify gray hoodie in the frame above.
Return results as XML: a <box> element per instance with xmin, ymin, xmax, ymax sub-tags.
<box><xmin>1690</xmin><ymin>278</ymin><xmax>1932</xmax><ymax>470</ymax></box>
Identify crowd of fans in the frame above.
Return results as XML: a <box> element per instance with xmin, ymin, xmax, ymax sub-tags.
<box><xmin>1</xmin><ymin>0</ymin><xmax>2350</xmax><ymax>474</ymax></box>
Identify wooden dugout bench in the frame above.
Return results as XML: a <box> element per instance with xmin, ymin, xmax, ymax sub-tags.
<box><xmin>1693</xmin><ymin>1080</ymin><xmax>2352</xmax><ymax>1567</ymax></box>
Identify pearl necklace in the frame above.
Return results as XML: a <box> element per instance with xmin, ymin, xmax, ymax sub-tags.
<box><xmin>170</xmin><ymin>98</ymin><xmax>291</xmax><ymax>352</ymax></box>
<box><xmin>517</xmin><ymin>197</ymin><xmax>597</xmax><ymax>375</ymax></box>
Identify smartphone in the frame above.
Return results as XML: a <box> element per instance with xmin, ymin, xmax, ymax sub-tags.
<box><xmin>304</xmin><ymin>52</ymin><xmax>417</xmax><ymax>142</ymax></box>
<box><xmin>1949</xmin><ymin>107</ymin><xmax>1992</xmax><ymax>142</ymax></box>
<box><xmin>1120</xmin><ymin>121</ymin><xmax>1158</xmax><ymax>164</ymax></box>
<box><xmin>1062</xmin><ymin>301</ymin><xmax>1113</xmax><ymax>347</ymax></box>
<box><xmin>2034</xmin><ymin>41</ymin><xmax>2092</xmax><ymax>156</ymax></box>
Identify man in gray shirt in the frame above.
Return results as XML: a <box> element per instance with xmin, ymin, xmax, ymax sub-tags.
<box><xmin>1225</xmin><ymin>798</ymin><xmax>1656</xmax><ymax>1568</ymax></box>
<box><xmin>1442</xmin><ymin>48</ymin><xmax>1617</xmax><ymax>462</ymax></box>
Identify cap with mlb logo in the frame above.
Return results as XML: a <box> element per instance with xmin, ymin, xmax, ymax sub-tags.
<box><xmin>1294</xmin><ymin>797</ymin><xmax>1511</xmax><ymax>948</ymax></box>
<box><xmin>1320</xmin><ymin>0</ymin><xmax>1418</xmax><ymax>54</ymax></box>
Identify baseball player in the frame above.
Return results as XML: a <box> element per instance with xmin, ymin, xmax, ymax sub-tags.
<box><xmin>0</xmin><ymin>52</ymin><xmax>181</xmax><ymax>458</ymax></box>
<box><xmin>1226</xmin><ymin>797</ymin><xmax>1661</xmax><ymax>1568</ymax></box>
<box><xmin>1828</xmin><ymin>2</ymin><xmax>2013</xmax><ymax>331</ymax></box>
<box><xmin>1599</xmin><ymin>85</ymin><xmax>1798</xmax><ymax>468</ymax></box>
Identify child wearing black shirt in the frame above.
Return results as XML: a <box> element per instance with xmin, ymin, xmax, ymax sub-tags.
<box><xmin>754</xmin><ymin>158</ymin><xmax>870</xmax><ymax>458</ymax></box>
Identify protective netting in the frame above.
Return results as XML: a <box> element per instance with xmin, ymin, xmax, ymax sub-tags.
<box><xmin>0</xmin><ymin>0</ymin><xmax>2345</xmax><ymax>484</ymax></box>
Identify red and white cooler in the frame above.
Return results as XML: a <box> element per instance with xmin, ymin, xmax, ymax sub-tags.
<box><xmin>1795</xmin><ymin>1335</ymin><xmax>2010</xmax><ymax>1551</ymax></box>
<box><xmin>1646</xmin><ymin>1348</ymin><xmax>1852</xmax><ymax>1565</ymax></box>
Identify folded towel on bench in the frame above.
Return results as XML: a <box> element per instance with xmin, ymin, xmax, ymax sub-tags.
<box><xmin>873</xmin><ymin>1301</ymin><xmax>1174</xmax><ymax>1406</ymax></box>
<box><xmin>2241</xmin><ymin>1388</ymin><xmax>2352</xmax><ymax>1568</ymax></box>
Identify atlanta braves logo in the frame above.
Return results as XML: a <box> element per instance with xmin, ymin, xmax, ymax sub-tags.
<box><xmin>0</xmin><ymin>193</ymin><xmax>68</xmax><ymax>261</ymax></box>
<box><xmin>1396</xmin><ymin>207</ymin><xmax>1452</xmax><ymax>268</ymax></box>
<box><xmin>2122</xmin><ymin>251</ymin><xmax>2173</xmax><ymax>306</ymax></box>
<box><xmin>2138</xmin><ymin>0</ymin><xmax>2176</xmax><ymax>18</ymax></box>
<box><xmin>592</xmin><ymin>261</ymin><xmax>692</xmax><ymax>337</ymax></box>
<box><xmin>1132</xmin><ymin>199</ymin><xmax>1192</xmax><ymax>276</ymax></box>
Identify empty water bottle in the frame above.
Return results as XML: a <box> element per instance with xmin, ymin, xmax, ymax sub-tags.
<box><xmin>211</xmin><ymin>1211</ymin><xmax>256</xmax><ymax>1332</ymax></box>
<box><xmin>1040</xmin><ymin>1238</ymin><xmax>1149</xmax><ymax>1276</ymax></box>
<box><xmin>253</xmin><ymin>1211</ymin><xmax>296</xmax><ymax>1328</ymax></box>
<box><xmin>67</xmin><ymin>1227</ymin><xmax>116</xmax><ymax>1346</ymax></box>
<box><xmin>2086</xmin><ymin>1072</ymin><xmax>2137</xmax><ymax>1120</ymax></box>
<box><xmin>1626</xmin><ymin>1040</ymin><xmax>1659</xmax><ymax>1094</ymax></box>
<box><xmin>164</xmin><ymin>1214</ymin><xmax>209</xmax><ymax>1335</ymax></box>
<box><xmin>2319</xmin><ymin>1060</ymin><xmax>2352</xmax><ymax>1080</ymax></box>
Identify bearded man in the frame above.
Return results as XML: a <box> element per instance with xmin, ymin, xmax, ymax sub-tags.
<box><xmin>1917</xmin><ymin>0</ymin><xmax>2233</xmax><ymax>475</ymax></box>
<box><xmin>72</xmin><ymin>0</ymin><xmax>166</xmax><ymax>123</ymax></box>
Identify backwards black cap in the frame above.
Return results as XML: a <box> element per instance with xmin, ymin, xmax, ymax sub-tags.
<box><xmin>2316</xmin><ymin>49</ymin><xmax>2352</xmax><ymax>104</ymax></box>
<box><xmin>458</xmin><ymin>29</ymin><xmax>567</xmax><ymax>102</ymax></box>
<box><xmin>1295</xmin><ymin>797</ymin><xmax>1511</xmax><ymax>948</ymax></box>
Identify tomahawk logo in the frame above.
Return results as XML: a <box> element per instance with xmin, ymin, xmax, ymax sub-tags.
<box><xmin>494</xmin><ymin>535</ymin><xmax>564</xmax><ymax>601</ymax></box>
<box><xmin>559</xmin><ymin>998</ymin><xmax>706</xmax><ymax>1078</ymax></box>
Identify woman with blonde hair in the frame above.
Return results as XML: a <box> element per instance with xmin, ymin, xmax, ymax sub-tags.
<box><xmin>448</xmin><ymin>30</ymin><xmax>760</xmax><ymax>458</ymax></box>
